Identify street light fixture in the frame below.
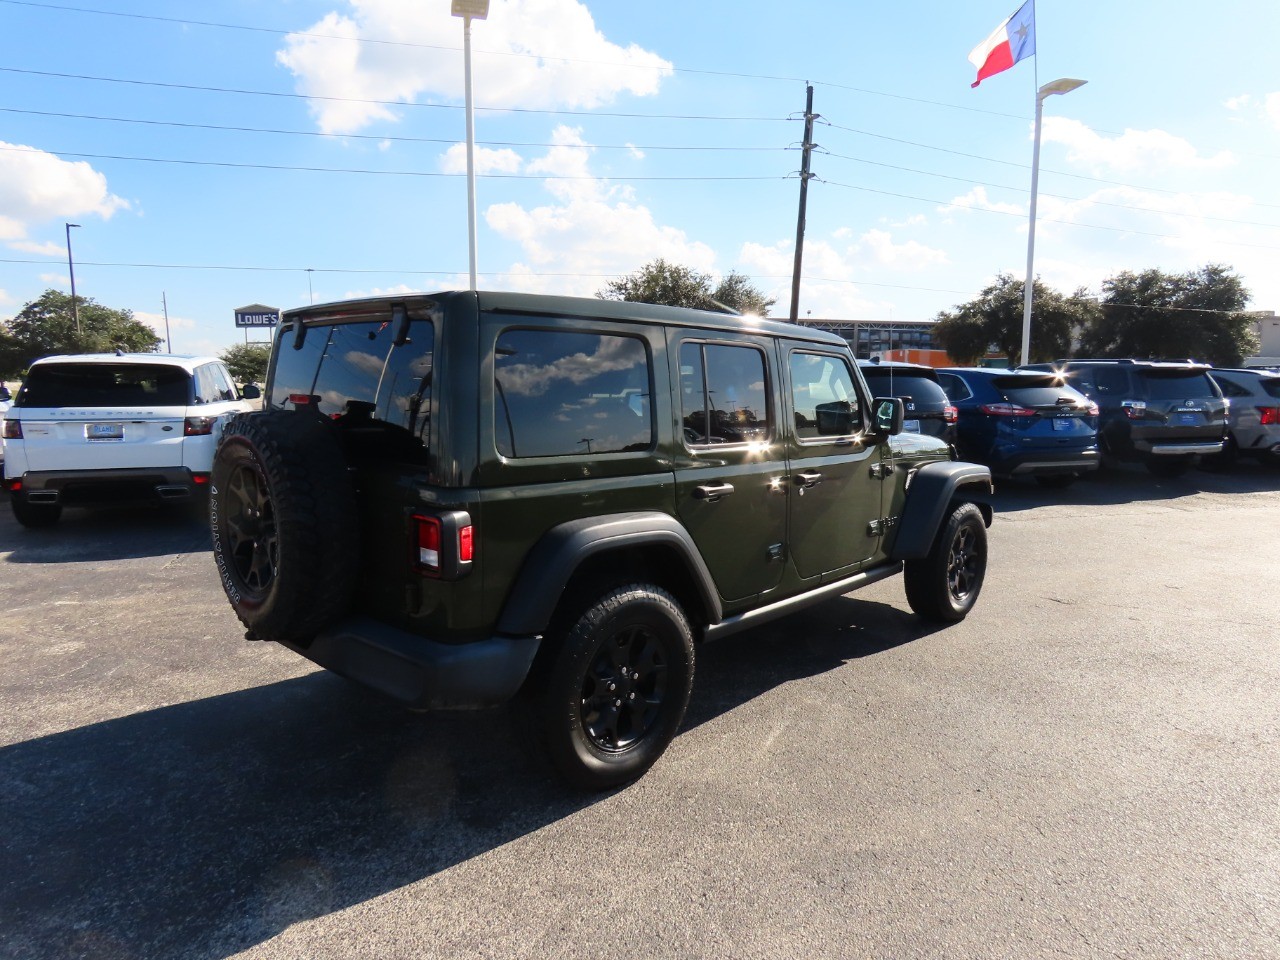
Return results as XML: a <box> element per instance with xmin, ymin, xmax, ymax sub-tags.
<box><xmin>1020</xmin><ymin>77</ymin><xmax>1086</xmax><ymax>368</ymax></box>
<box><xmin>451</xmin><ymin>0</ymin><xmax>490</xmax><ymax>291</ymax></box>
<box><xmin>65</xmin><ymin>222</ymin><xmax>82</xmax><ymax>337</ymax></box>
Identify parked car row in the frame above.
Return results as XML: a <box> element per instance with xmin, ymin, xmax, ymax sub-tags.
<box><xmin>864</xmin><ymin>357</ymin><xmax>1280</xmax><ymax>485</ymax></box>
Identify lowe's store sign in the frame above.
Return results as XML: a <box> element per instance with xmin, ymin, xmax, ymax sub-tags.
<box><xmin>234</xmin><ymin>304</ymin><xmax>280</xmax><ymax>328</ymax></box>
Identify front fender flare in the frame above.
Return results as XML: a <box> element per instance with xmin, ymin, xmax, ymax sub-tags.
<box><xmin>889</xmin><ymin>461</ymin><xmax>993</xmax><ymax>560</ymax></box>
<box><xmin>496</xmin><ymin>511</ymin><xmax>723</xmax><ymax>636</ymax></box>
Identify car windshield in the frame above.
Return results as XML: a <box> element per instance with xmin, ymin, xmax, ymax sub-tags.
<box><xmin>860</xmin><ymin>371</ymin><xmax>947</xmax><ymax>405</ymax></box>
<box><xmin>1137</xmin><ymin>369</ymin><xmax>1217</xmax><ymax>400</ymax></box>
<box><xmin>15</xmin><ymin>363</ymin><xmax>191</xmax><ymax>407</ymax></box>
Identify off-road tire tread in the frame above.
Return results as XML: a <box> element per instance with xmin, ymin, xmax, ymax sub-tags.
<box><xmin>903</xmin><ymin>501</ymin><xmax>987</xmax><ymax>623</ymax></box>
<box><xmin>211</xmin><ymin>410</ymin><xmax>359</xmax><ymax>641</ymax></box>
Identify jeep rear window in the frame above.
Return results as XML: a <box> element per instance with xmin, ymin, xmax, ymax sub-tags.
<box><xmin>15</xmin><ymin>363</ymin><xmax>191</xmax><ymax>407</ymax></box>
<box><xmin>1137</xmin><ymin>369</ymin><xmax>1217</xmax><ymax>400</ymax></box>
<box><xmin>270</xmin><ymin>319</ymin><xmax>434</xmax><ymax>456</ymax></box>
<box><xmin>494</xmin><ymin>328</ymin><xmax>652</xmax><ymax>458</ymax></box>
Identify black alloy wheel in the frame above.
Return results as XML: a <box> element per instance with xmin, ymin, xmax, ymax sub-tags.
<box><xmin>580</xmin><ymin>623</ymin><xmax>670</xmax><ymax>753</ymax></box>
<box><xmin>223</xmin><ymin>460</ymin><xmax>278</xmax><ymax>593</ymax></box>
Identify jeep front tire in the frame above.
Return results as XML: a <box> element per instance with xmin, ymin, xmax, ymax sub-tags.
<box><xmin>538</xmin><ymin>584</ymin><xmax>695</xmax><ymax>790</ymax></box>
<box><xmin>904</xmin><ymin>501</ymin><xmax>987</xmax><ymax>623</ymax></box>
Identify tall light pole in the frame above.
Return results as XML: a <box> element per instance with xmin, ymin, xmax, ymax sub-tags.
<box><xmin>65</xmin><ymin>222</ymin><xmax>81</xmax><ymax>337</ymax></box>
<box><xmin>1020</xmin><ymin>78</ymin><xmax>1086</xmax><ymax>367</ymax></box>
<box><xmin>451</xmin><ymin>0</ymin><xmax>490</xmax><ymax>291</ymax></box>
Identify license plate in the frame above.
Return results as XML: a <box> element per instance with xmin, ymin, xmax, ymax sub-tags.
<box><xmin>1052</xmin><ymin>417</ymin><xmax>1073</xmax><ymax>431</ymax></box>
<box><xmin>87</xmin><ymin>422</ymin><xmax>124</xmax><ymax>441</ymax></box>
<box><xmin>903</xmin><ymin>419</ymin><xmax>920</xmax><ymax>433</ymax></box>
<box><xmin>1177</xmin><ymin>413</ymin><xmax>1199</xmax><ymax>425</ymax></box>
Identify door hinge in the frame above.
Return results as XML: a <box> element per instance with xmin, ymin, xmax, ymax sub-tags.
<box><xmin>869</xmin><ymin>462</ymin><xmax>896</xmax><ymax>478</ymax></box>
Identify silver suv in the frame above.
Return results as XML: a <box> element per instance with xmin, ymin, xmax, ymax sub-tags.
<box><xmin>1207</xmin><ymin>368</ymin><xmax>1280</xmax><ymax>465</ymax></box>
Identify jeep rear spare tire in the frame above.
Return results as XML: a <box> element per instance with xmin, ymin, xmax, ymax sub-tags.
<box><xmin>211</xmin><ymin>410</ymin><xmax>359</xmax><ymax>642</ymax></box>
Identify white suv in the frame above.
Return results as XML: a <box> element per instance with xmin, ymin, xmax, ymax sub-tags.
<box><xmin>1</xmin><ymin>353</ymin><xmax>256</xmax><ymax>527</ymax></box>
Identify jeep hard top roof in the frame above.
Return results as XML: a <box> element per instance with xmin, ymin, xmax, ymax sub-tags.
<box><xmin>281</xmin><ymin>290</ymin><xmax>847</xmax><ymax>347</ymax></box>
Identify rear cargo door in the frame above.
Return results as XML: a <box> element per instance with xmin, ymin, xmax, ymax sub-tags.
<box><xmin>1135</xmin><ymin>369</ymin><xmax>1227</xmax><ymax>443</ymax></box>
<box><xmin>12</xmin><ymin>362</ymin><xmax>190</xmax><ymax>472</ymax></box>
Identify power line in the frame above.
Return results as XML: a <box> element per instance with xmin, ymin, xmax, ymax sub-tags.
<box><xmin>817</xmin><ymin>177</ymin><xmax>1280</xmax><ymax>252</ymax></box>
<box><xmin>0</xmin><ymin>106</ymin><xmax>788</xmax><ymax>152</ymax></box>
<box><xmin>0</xmin><ymin>66</ymin><xmax>787</xmax><ymax>122</ymax></box>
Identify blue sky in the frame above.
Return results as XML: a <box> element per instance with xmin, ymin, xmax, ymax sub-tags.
<box><xmin>2</xmin><ymin>0</ymin><xmax>1278</xmax><ymax>357</ymax></box>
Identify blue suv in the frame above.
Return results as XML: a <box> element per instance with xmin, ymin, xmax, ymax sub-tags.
<box><xmin>937</xmin><ymin>368</ymin><xmax>1100</xmax><ymax>487</ymax></box>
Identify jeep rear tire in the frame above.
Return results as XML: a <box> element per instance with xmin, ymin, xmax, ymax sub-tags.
<box><xmin>211</xmin><ymin>411</ymin><xmax>359</xmax><ymax>642</ymax></box>
<box><xmin>538</xmin><ymin>584</ymin><xmax>695</xmax><ymax>790</ymax></box>
<box><xmin>904</xmin><ymin>501</ymin><xmax>987</xmax><ymax>623</ymax></box>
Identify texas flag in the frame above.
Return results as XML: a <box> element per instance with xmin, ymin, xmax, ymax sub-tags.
<box><xmin>968</xmin><ymin>0</ymin><xmax>1036</xmax><ymax>88</ymax></box>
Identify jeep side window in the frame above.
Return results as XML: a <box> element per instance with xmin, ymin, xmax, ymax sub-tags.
<box><xmin>494</xmin><ymin>328</ymin><xmax>652</xmax><ymax>458</ymax></box>
<box><xmin>680</xmin><ymin>342</ymin><xmax>770</xmax><ymax>445</ymax></box>
<box><xmin>790</xmin><ymin>352</ymin><xmax>861</xmax><ymax>439</ymax></box>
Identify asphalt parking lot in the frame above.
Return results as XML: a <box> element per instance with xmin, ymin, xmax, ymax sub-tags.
<box><xmin>2</xmin><ymin>465</ymin><xmax>1278</xmax><ymax>960</ymax></box>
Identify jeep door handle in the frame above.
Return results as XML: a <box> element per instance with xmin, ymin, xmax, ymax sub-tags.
<box><xmin>794</xmin><ymin>471</ymin><xmax>823</xmax><ymax>488</ymax></box>
<box><xmin>693</xmin><ymin>482</ymin><xmax>735</xmax><ymax>500</ymax></box>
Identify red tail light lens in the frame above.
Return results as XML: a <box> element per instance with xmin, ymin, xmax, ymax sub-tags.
<box><xmin>3</xmin><ymin>478</ymin><xmax>21</xmax><ymax>492</ymax></box>
<box><xmin>978</xmin><ymin>403</ymin><xmax>1035</xmax><ymax>417</ymax></box>
<box><xmin>184</xmin><ymin>416</ymin><xmax>216</xmax><ymax>436</ymax></box>
<box><xmin>1258</xmin><ymin>406</ymin><xmax>1280</xmax><ymax>425</ymax></box>
<box><xmin>943</xmin><ymin>404</ymin><xmax>958</xmax><ymax>423</ymax></box>
<box><xmin>1085</xmin><ymin>401</ymin><xmax>1100</xmax><ymax>417</ymax></box>
<box><xmin>415</xmin><ymin>516</ymin><xmax>442</xmax><ymax>573</ymax></box>
<box><xmin>2</xmin><ymin>419</ymin><xmax>22</xmax><ymax>439</ymax></box>
<box><xmin>411</xmin><ymin>513</ymin><xmax>475</xmax><ymax>578</ymax></box>
<box><xmin>191</xmin><ymin>472</ymin><xmax>210</xmax><ymax>486</ymax></box>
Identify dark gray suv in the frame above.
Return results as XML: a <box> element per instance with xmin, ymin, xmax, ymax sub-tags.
<box><xmin>1022</xmin><ymin>360</ymin><xmax>1226</xmax><ymax>477</ymax></box>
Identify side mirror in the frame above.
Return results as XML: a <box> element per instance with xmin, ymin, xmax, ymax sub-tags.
<box><xmin>872</xmin><ymin>396</ymin><xmax>904</xmax><ymax>436</ymax></box>
<box><xmin>240</xmin><ymin>383</ymin><xmax>262</xmax><ymax>400</ymax></box>
<box><xmin>815</xmin><ymin>400</ymin><xmax>856</xmax><ymax>436</ymax></box>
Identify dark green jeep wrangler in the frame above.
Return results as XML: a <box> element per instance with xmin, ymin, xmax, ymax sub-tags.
<box><xmin>211</xmin><ymin>291</ymin><xmax>992</xmax><ymax>788</ymax></box>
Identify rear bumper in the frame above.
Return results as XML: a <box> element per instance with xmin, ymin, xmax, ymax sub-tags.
<box><xmin>9</xmin><ymin>467</ymin><xmax>204</xmax><ymax>504</ymax></box>
<box><xmin>279</xmin><ymin>616</ymin><xmax>542</xmax><ymax>711</ymax></box>
<box><xmin>1137</xmin><ymin>440</ymin><xmax>1224</xmax><ymax>456</ymax></box>
<box><xmin>993</xmin><ymin>449</ymin><xmax>1099</xmax><ymax>476</ymax></box>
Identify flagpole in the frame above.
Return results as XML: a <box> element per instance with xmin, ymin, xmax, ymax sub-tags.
<box><xmin>1019</xmin><ymin>78</ymin><xmax>1087</xmax><ymax>367</ymax></box>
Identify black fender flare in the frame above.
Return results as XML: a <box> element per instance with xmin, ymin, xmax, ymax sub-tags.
<box><xmin>890</xmin><ymin>461</ymin><xmax>993</xmax><ymax>561</ymax></box>
<box><xmin>496</xmin><ymin>512</ymin><xmax>723</xmax><ymax>636</ymax></box>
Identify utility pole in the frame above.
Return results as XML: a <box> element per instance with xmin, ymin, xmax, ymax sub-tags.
<box><xmin>789</xmin><ymin>85</ymin><xmax>816</xmax><ymax>324</ymax></box>
<box><xmin>65</xmin><ymin>222</ymin><xmax>81</xmax><ymax>338</ymax></box>
<box><xmin>161</xmin><ymin>291</ymin><xmax>172</xmax><ymax>352</ymax></box>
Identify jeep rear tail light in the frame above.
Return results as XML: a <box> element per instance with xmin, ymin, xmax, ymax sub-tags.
<box><xmin>1122</xmin><ymin>400</ymin><xmax>1147</xmax><ymax>420</ymax></box>
<box><xmin>978</xmin><ymin>402</ymin><xmax>1035</xmax><ymax>417</ymax></box>
<box><xmin>1258</xmin><ymin>406</ymin><xmax>1280</xmax><ymax>425</ymax></box>
<box><xmin>2</xmin><ymin>419</ymin><xmax>21</xmax><ymax>439</ymax></box>
<box><xmin>411</xmin><ymin>511</ymin><xmax>474</xmax><ymax>579</ymax></box>
<box><xmin>944</xmin><ymin>404</ymin><xmax>958</xmax><ymax>423</ymax></box>
<box><xmin>184</xmin><ymin>416</ymin><xmax>216</xmax><ymax>436</ymax></box>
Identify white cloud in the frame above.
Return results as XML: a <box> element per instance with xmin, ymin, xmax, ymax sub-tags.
<box><xmin>0</xmin><ymin>288</ymin><xmax>12</xmax><ymax>308</ymax></box>
<box><xmin>439</xmin><ymin>142</ymin><xmax>523</xmax><ymax>175</ymax></box>
<box><xmin>340</xmin><ymin>282</ymin><xmax>425</xmax><ymax>298</ymax></box>
<box><xmin>938</xmin><ymin>186</ymin><xmax>1024</xmax><ymax>217</ymax></box>
<box><xmin>40</xmin><ymin>272</ymin><xmax>68</xmax><ymax>285</ymax></box>
<box><xmin>1266</xmin><ymin>92</ymin><xmax>1280</xmax><ymax>130</ymax></box>
<box><xmin>0</xmin><ymin>144</ymin><xmax>129</xmax><ymax>249</ymax></box>
<box><xmin>277</xmin><ymin>0</ymin><xmax>673</xmax><ymax>135</ymax></box>
<box><xmin>852</xmin><ymin>229</ymin><xmax>948</xmax><ymax>271</ymax></box>
<box><xmin>1224</xmin><ymin>94</ymin><xmax>1252</xmax><ymax>111</ymax></box>
<box><xmin>8</xmin><ymin>239</ymin><xmax>67</xmax><ymax>257</ymax></box>
<box><xmin>483</xmin><ymin>127</ymin><xmax>714</xmax><ymax>295</ymax></box>
<box><xmin>1040</xmin><ymin>118</ymin><xmax>1234</xmax><ymax>173</ymax></box>
<box><xmin>134</xmin><ymin>311</ymin><xmax>197</xmax><ymax>341</ymax></box>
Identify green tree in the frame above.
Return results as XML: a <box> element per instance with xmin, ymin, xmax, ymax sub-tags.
<box><xmin>599</xmin><ymin>259</ymin><xmax>775</xmax><ymax>316</ymax></box>
<box><xmin>1</xmin><ymin>289</ymin><xmax>162</xmax><ymax>378</ymax></box>
<box><xmin>219</xmin><ymin>342</ymin><xmax>271</xmax><ymax>385</ymax></box>
<box><xmin>931</xmin><ymin>310</ymin><xmax>991</xmax><ymax>366</ymax></box>
<box><xmin>931</xmin><ymin>273</ymin><xmax>1097</xmax><ymax>365</ymax></box>
<box><xmin>1079</xmin><ymin>264</ymin><xmax>1257</xmax><ymax>366</ymax></box>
